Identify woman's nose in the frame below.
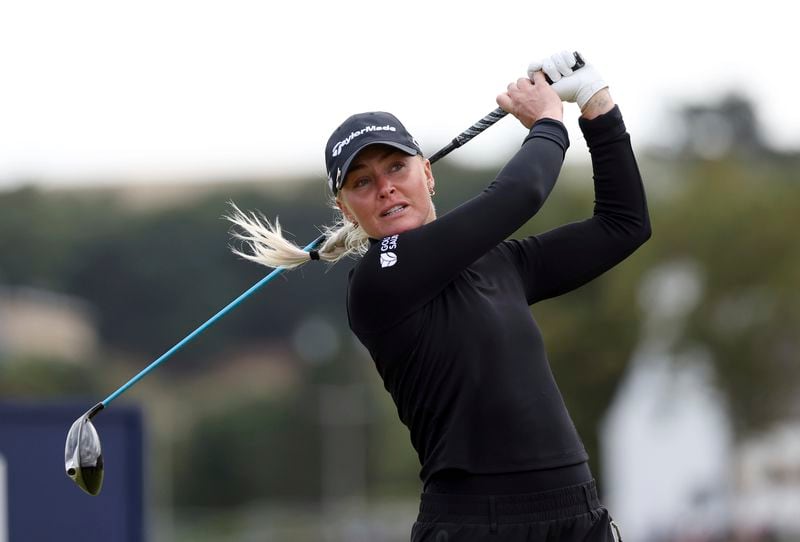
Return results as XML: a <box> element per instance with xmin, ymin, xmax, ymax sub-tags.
<box><xmin>377</xmin><ymin>176</ymin><xmax>395</xmax><ymax>197</ymax></box>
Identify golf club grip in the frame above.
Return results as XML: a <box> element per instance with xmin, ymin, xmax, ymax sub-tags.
<box><xmin>428</xmin><ymin>108</ymin><xmax>508</xmax><ymax>164</ymax></box>
<box><xmin>427</xmin><ymin>51</ymin><xmax>585</xmax><ymax>164</ymax></box>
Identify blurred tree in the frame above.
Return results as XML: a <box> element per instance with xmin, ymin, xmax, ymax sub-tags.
<box><xmin>0</xmin><ymin>186</ymin><xmax>119</xmax><ymax>289</ymax></box>
<box><xmin>172</xmin><ymin>389</ymin><xmax>322</xmax><ymax>507</ymax></box>
<box><xmin>0</xmin><ymin>355</ymin><xmax>103</xmax><ymax>398</ymax></box>
<box><xmin>676</xmin><ymin>93</ymin><xmax>770</xmax><ymax>159</ymax></box>
<box><xmin>651</xmin><ymin>158</ymin><xmax>800</xmax><ymax>435</ymax></box>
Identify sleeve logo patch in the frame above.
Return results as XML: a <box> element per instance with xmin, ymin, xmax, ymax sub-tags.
<box><xmin>378</xmin><ymin>235</ymin><xmax>399</xmax><ymax>269</ymax></box>
<box><xmin>380</xmin><ymin>252</ymin><xmax>398</xmax><ymax>268</ymax></box>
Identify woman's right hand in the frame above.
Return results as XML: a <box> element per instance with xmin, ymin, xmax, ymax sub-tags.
<box><xmin>496</xmin><ymin>70</ymin><xmax>563</xmax><ymax>129</ymax></box>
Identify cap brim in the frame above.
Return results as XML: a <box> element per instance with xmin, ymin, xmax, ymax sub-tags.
<box><xmin>336</xmin><ymin>141</ymin><xmax>419</xmax><ymax>193</ymax></box>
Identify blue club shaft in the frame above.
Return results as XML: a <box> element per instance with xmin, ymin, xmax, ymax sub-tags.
<box><xmin>102</xmin><ymin>234</ymin><xmax>325</xmax><ymax>407</ymax></box>
<box><xmin>99</xmin><ymin>88</ymin><xmax>527</xmax><ymax>407</ymax></box>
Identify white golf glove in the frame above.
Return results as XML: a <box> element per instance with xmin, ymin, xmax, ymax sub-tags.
<box><xmin>528</xmin><ymin>50</ymin><xmax>608</xmax><ymax>109</ymax></box>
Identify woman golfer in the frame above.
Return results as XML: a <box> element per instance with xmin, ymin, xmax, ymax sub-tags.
<box><xmin>230</xmin><ymin>51</ymin><xmax>649</xmax><ymax>541</ymax></box>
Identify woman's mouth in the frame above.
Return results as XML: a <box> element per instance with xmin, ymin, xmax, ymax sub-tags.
<box><xmin>381</xmin><ymin>204</ymin><xmax>407</xmax><ymax>217</ymax></box>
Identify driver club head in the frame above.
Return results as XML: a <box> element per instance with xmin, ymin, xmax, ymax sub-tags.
<box><xmin>64</xmin><ymin>403</ymin><xmax>105</xmax><ymax>495</ymax></box>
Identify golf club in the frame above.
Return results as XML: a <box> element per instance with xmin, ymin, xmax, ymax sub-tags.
<box><xmin>428</xmin><ymin>52</ymin><xmax>584</xmax><ymax>163</ymax></box>
<box><xmin>64</xmin><ymin>52</ymin><xmax>586</xmax><ymax>496</ymax></box>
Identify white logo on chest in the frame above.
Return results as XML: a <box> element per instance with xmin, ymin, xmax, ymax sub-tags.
<box><xmin>379</xmin><ymin>235</ymin><xmax>399</xmax><ymax>268</ymax></box>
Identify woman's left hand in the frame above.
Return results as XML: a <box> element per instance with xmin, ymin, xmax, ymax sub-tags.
<box><xmin>496</xmin><ymin>70</ymin><xmax>563</xmax><ymax>129</ymax></box>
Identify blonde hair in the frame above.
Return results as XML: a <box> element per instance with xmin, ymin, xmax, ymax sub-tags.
<box><xmin>226</xmin><ymin>200</ymin><xmax>370</xmax><ymax>270</ymax></box>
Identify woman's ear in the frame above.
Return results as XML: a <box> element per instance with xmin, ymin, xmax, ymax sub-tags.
<box><xmin>336</xmin><ymin>196</ymin><xmax>356</xmax><ymax>225</ymax></box>
<box><xmin>424</xmin><ymin>159</ymin><xmax>435</xmax><ymax>193</ymax></box>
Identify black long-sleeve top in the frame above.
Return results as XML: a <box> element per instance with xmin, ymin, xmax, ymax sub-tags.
<box><xmin>346</xmin><ymin>106</ymin><xmax>651</xmax><ymax>483</ymax></box>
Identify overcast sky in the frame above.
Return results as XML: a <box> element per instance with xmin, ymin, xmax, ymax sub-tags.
<box><xmin>0</xmin><ymin>0</ymin><xmax>797</xmax><ymax>189</ymax></box>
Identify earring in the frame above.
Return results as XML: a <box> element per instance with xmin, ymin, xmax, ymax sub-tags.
<box><xmin>428</xmin><ymin>186</ymin><xmax>436</xmax><ymax>196</ymax></box>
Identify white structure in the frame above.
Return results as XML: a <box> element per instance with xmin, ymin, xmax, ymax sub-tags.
<box><xmin>1</xmin><ymin>454</ymin><xmax>7</xmax><ymax>542</ymax></box>
<box><xmin>735</xmin><ymin>422</ymin><xmax>800</xmax><ymax>535</ymax></box>
<box><xmin>601</xmin><ymin>261</ymin><xmax>734</xmax><ymax>541</ymax></box>
<box><xmin>602</xmin><ymin>350</ymin><xmax>733</xmax><ymax>540</ymax></box>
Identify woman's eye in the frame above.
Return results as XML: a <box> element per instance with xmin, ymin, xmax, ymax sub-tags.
<box><xmin>390</xmin><ymin>162</ymin><xmax>405</xmax><ymax>173</ymax></box>
<box><xmin>354</xmin><ymin>177</ymin><xmax>370</xmax><ymax>188</ymax></box>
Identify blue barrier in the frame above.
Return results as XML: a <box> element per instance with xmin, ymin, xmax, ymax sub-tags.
<box><xmin>0</xmin><ymin>401</ymin><xmax>144</xmax><ymax>542</ymax></box>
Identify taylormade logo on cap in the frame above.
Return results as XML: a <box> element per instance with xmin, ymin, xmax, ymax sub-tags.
<box><xmin>324</xmin><ymin>111</ymin><xmax>422</xmax><ymax>195</ymax></box>
<box><xmin>331</xmin><ymin>125</ymin><xmax>398</xmax><ymax>158</ymax></box>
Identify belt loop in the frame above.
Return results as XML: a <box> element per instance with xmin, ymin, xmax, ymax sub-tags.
<box><xmin>489</xmin><ymin>496</ymin><xmax>498</xmax><ymax>533</ymax></box>
<box><xmin>582</xmin><ymin>484</ymin><xmax>592</xmax><ymax>508</ymax></box>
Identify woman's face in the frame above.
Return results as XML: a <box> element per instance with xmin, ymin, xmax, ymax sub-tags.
<box><xmin>336</xmin><ymin>145</ymin><xmax>436</xmax><ymax>239</ymax></box>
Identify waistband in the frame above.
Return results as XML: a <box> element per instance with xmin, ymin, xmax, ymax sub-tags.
<box><xmin>425</xmin><ymin>462</ymin><xmax>592</xmax><ymax>495</ymax></box>
<box><xmin>417</xmin><ymin>479</ymin><xmax>601</xmax><ymax>525</ymax></box>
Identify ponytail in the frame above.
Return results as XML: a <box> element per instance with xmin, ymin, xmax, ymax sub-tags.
<box><xmin>226</xmin><ymin>201</ymin><xmax>370</xmax><ymax>270</ymax></box>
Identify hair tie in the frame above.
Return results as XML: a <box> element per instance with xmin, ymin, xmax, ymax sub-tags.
<box><xmin>309</xmin><ymin>250</ymin><xmax>320</xmax><ymax>261</ymax></box>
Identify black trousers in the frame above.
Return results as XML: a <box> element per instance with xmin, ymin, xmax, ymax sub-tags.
<box><xmin>410</xmin><ymin>480</ymin><xmax>622</xmax><ymax>542</ymax></box>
